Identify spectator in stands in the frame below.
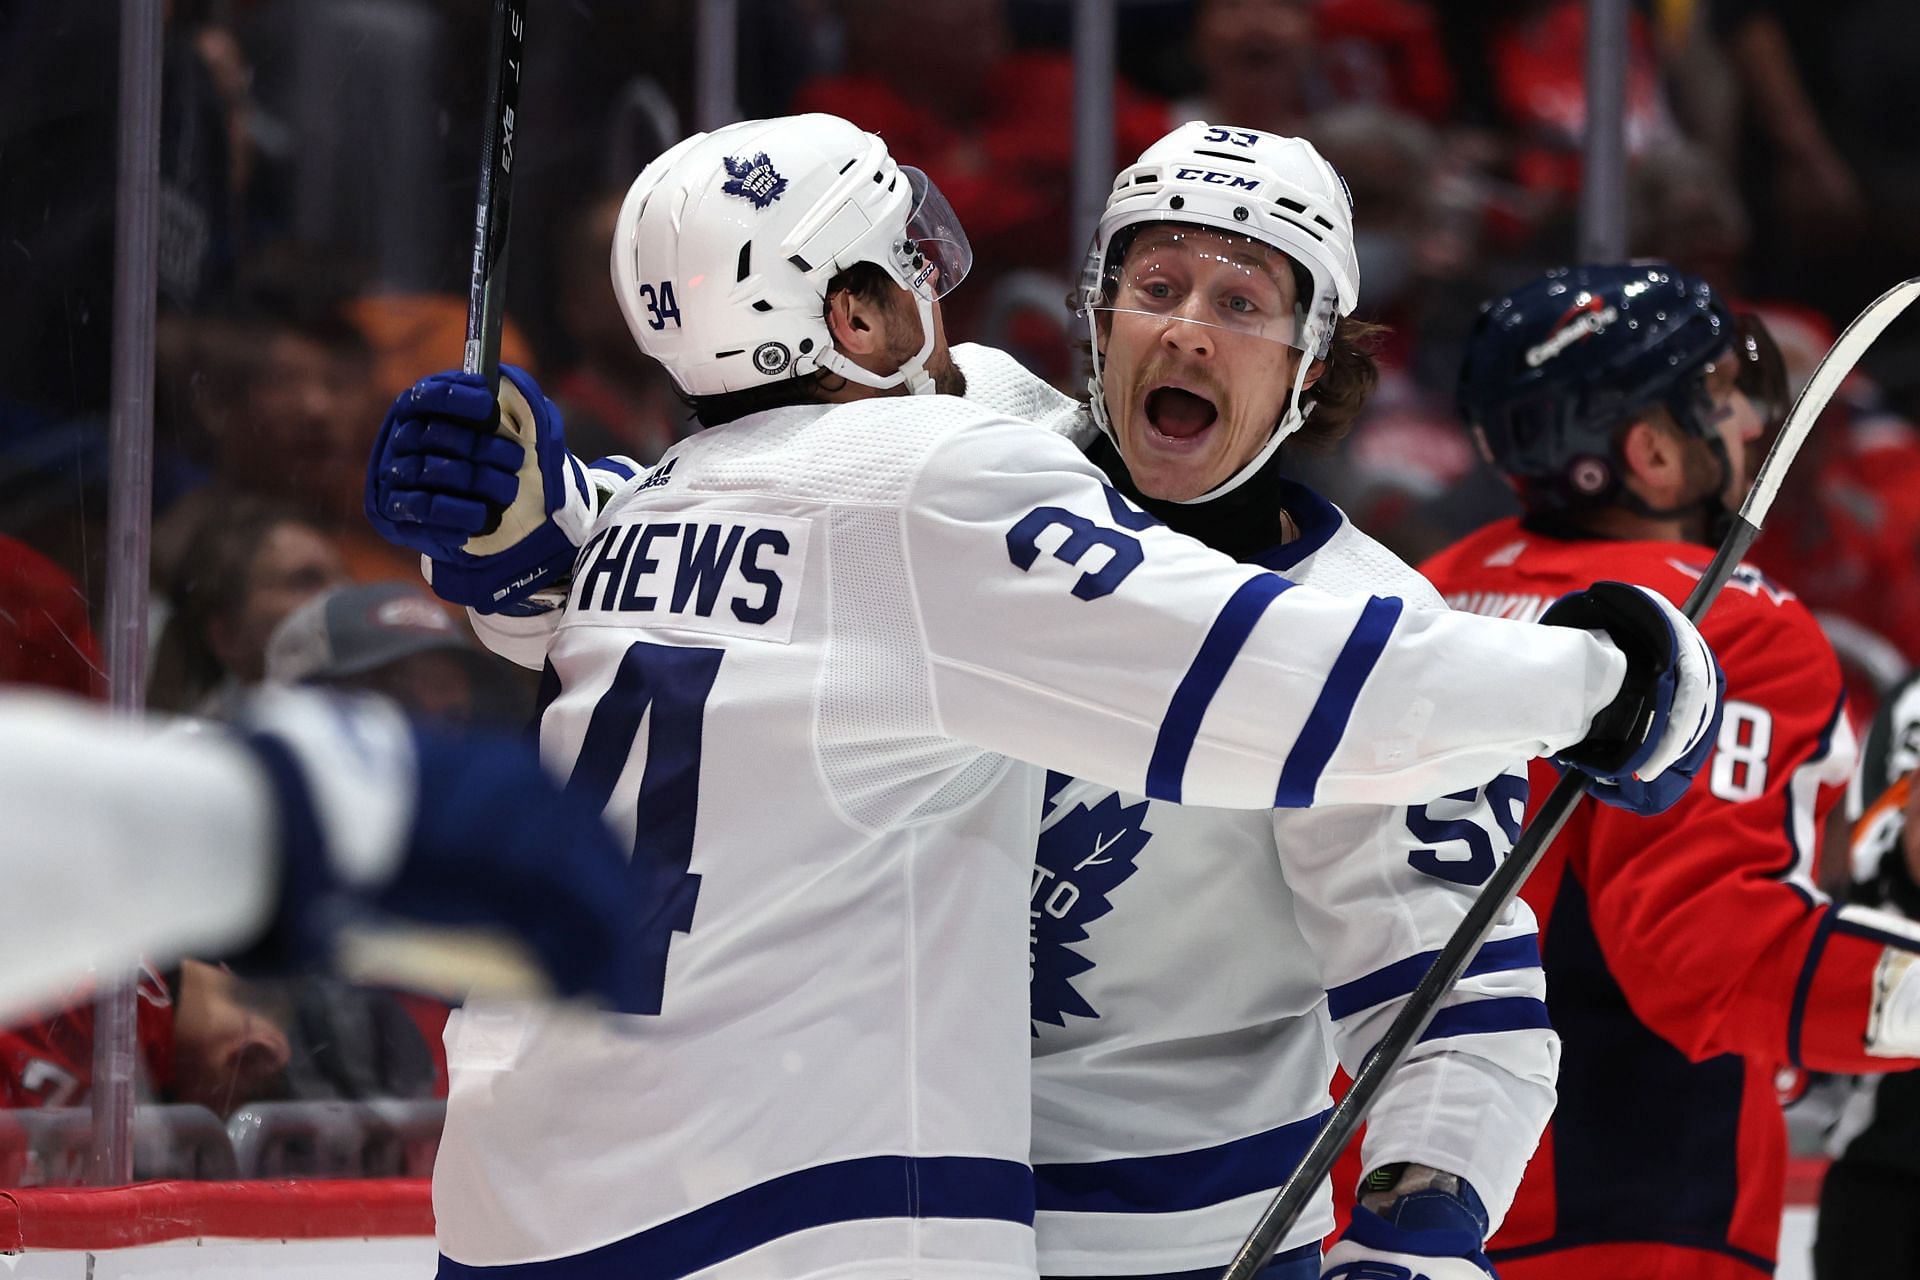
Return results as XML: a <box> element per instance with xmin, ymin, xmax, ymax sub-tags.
<box><xmin>0</xmin><ymin>953</ymin><xmax>441</xmax><ymax>1140</ymax></box>
<box><xmin>153</xmin><ymin>289</ymin><xmax>407</xmax><ymax>584</ymax></box>
<box><xmin>1630</xmin><ymin>137</ymin><xmax>1752</xmax><ymax>299</ymax></box>
<box><xmin>264</xmin><ymin>581</ymin><xmax>493</xmax><ymax>729</ymax></box>
<box><xmin>546</xmin><ymin>192</ymin><xmax>687</xmax><ymax>466</ymax></box>
<box><xmin>0</xmin><ymin>534</ymin><xmax>105</xmax><ymax>699</ymax></box>
<box><xmin>1714</xmin><ymin>3</ymin><xmax>1866</xmax><ymax>271</ymax></box>
<box><xmin>1741</xmin><ymin>305</ymin><xmax>1920</xmax><ymax>692</ymax></box>
<box><xmin>792</xmin><ymin>0</ymin><xmax>1170</xmax><ymax>295</ymax></box>
<box><xmin>0</xmin><ymin>961</ymin><xmax>288</xmax><ymax>1119</ymax></box>
<box><xmin>0</xmin><ymin>2</ymin><xmax>245</xmax><ymax>426</ymax></box>
<box><xmin>1285</xmin><ymin>105</ymin><xmax>1513</xmax><ymax>562</ymax></box>
<box><xmin>1172</xmin><ymin>0</ymin><xmax>1455</xmax><ymax>133</ymax></box>
<box><xmin>148</xmin><ymin>498</ymin><xmax>349</xmax><ymax>717</ymax></box>
<box><xmin>1436</xmin><ymin>0</ymin><xmax>1681</xmax><ymax>251</ymax></box>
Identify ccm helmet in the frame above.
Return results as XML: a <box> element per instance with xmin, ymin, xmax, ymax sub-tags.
<box><xmin>611</xmin><ymin>113</ymin><xmax>971</xmax><ymax>399</ymax></box>
<box><xmin>1079</xmin><ymin>123</ymin><xmax>1360</xmax><ymax>501</ymax></box>
<box><xmin>1457</xmin><ymin>262</ymin><xmax>1738</xmax><ymax>511</ymax></box>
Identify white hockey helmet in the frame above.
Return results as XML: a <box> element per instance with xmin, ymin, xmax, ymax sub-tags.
<box><xmin>611</xmin><ymin>113</ymin><xmax>972</xmax><ymax>399</ymax></box>
<box><xmin>1080</xmin><ymin>123</ymin><xmax>1361</xmax><ymax>501</ymax></box>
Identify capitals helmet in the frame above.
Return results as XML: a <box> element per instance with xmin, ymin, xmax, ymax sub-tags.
<box><xmin>1456</xmin><ymin>262</ymin><xmax>1740</xmax><ymax>510</ymax></box>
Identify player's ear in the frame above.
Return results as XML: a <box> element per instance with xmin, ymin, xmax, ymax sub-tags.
<box><xmin>1300</xmin><ymin>356</ymin><xmax>1327</xmax><ymax>390</ymax></box>
<box><xmin>206</xmin><ymin>611</ymin><xmax>248</xmax><ymax>676</ymax></box>
<box><xmin>1619</xmin><ymin>416</ymin><xmax>1680</xmax><ymax>486</ymax></box>
<box><xmin>825</xmin><ymin>286</ymin><xmax>890</xmax><ymax>358</ymax></box>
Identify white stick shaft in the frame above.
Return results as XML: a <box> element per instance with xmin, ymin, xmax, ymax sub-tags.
<box><xmin>1742</xmin><ymin>278</ymin><xmax>1920</xmax><ymax>527</ymax></box>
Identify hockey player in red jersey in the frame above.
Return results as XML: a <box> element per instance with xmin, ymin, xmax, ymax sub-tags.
<box><xmin>1422</xmin><ymin>262</ymin><xmax>1920</xmax><ymax>1279</ymax></box>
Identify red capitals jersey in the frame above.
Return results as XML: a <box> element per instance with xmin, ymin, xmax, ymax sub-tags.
<box><xmin>0</xmin><ymin>967</ymin><xmax>175</xmax><ymax>1109</ymax></box>
<box><xmin>1421</xmin><ymin>517</ymin><xmax>1919</xmax><ymax>1279</ymax></box>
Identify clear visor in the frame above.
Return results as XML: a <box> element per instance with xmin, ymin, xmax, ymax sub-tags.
<box><xmin>1078</xmin><ymin>226</ymin><xmax>1335</xmax><ymax>357</ymax></box>
<box><xmin>893</xmin><ymin>166</ymin><xmax>972</xmax><ymax>301</ymax></box>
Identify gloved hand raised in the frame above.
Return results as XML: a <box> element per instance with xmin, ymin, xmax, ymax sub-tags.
<box><xmin>235</xmin><ymin>688</ymin><xmax>648</xmax><ymax>1012</ymax></box>
<box><xmin>365</xmin><ymin>365</ymin><xmax>595</xmax><ymax>614</ymax></box>
<box><xmin>1543</xmin><ymin>580</ymin><xmax>1725</xmax><ymax>816</ymax></box>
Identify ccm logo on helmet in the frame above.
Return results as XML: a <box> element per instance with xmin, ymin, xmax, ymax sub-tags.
<box><xmin>1525</xmin><ymin>302</ymin><xmax>1620</xmax><ymax>368</ymax></box>
<box><xmin>1172</xmin><ymin>167</ymin><xmax>1260</xmax><ymax>191</ymax></box>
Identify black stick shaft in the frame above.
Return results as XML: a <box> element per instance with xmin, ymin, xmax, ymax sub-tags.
<box><xmin>1219</xmin><ymin>278</ymin><xmax>1918</xmax><ymax>1279</ymax></box>
<box><xmin>1220</xmin><ymin>522</ymin><xmax>1760</xmax><ymax>1279</ymax></box>
<box><xmin>464</xmin><ymin>0</ymin><xmax>528</xmax><ymax>394</ymax></box>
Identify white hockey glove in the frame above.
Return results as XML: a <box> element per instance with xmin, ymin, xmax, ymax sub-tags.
<box><xmin>1541</xmin><ymin>581</ymin><xmax>1724</xmax><ymax>816</ymax></box>
<box><xmin>365</xmin><ymin>365</ymin><xmax>596</xmax><ymax>615</ymax></box>
<box><xmin>1321</xmin><ymin>1165</ymin><xmax>1496</xmax><ymax>1280</ymax></box>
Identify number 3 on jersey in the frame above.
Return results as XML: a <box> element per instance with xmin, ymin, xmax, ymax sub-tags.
<box><xmin>1006</xmin><ymin>485</ymin><xmax>1154</xmax><ymax>600</ymax></box>
<box><xmin>561</xmin><ymin>640</ymin><xmax>721</xmax><ymax>1014</ymax></box>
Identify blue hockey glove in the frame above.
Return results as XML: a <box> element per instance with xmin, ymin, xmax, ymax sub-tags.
<box><xmin>1321</xmin><ymin>1166</ymin><xmax>1496</xmax><ymax>1280</ymax></box>
<box><xmin>233</xmin><ymin>689</ymin><xmax>648</xmax><ymax>1012</ymax></box>
<box><xmin>1542</xmin><ymin>581</ymin><xmax>1725</xmax><ymax>816</ymax></box>
<box><xmin>365</xmin><ymin>365</ymin><xmax>596</xmax><ymax>614</ymax></box>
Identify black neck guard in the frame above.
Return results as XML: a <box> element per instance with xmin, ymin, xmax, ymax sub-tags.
<box><xmin>1085</xmin><ymin>432</ymin><xmax>1295</xmax><ymax>562</ymax></box>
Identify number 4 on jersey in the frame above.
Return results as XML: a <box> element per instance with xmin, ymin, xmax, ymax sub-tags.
<box><xmin>559</xmin><ymin>640</ymin><xmax>722</xmax><ymax>1014</ymax></box>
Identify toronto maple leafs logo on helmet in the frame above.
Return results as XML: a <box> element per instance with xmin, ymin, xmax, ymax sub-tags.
<box><xmin>720</xmin><ymin>151</ymin><xmax>788</xmax><ymax>209</ymax></box>
<box><xmin>1030</xmin><ymin>778</ymin><xmax>1153</xmax><ymax>1034</ymax></box>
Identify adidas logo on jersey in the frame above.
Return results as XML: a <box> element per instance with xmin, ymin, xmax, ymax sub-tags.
<box><xmin>635</xmin><ymin>457</ymin><xmax>678</xmax><ymax>493</ymax></box>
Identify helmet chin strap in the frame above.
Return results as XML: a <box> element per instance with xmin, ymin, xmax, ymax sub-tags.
<box><xmin>1086</xmin><ymin>332</ymin><xmax>1316</xmax><ymax>504</ymax></box>
<box><xmin>814</xmin><ymin>292</ymin><xmax>941</xmax><ymax>396</ymax></box>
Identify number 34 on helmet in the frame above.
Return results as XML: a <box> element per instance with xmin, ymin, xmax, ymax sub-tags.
<box><xmin>610</xmin><ymin>113</ymin><xmax>973</xmax><ymax>399</ymax></box>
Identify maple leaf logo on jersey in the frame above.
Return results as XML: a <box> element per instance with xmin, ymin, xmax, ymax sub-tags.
<box><xmin>721</xmin><ymin>152</ymin><xmax>787</xmax><ymax>209</ymax></box>
<box><xmin>1030</xmin><ymin>790</ymin><xmax>1152</xmax><ymax>1034</ymax></box>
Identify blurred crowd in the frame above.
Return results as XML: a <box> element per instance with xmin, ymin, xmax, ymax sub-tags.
<box><xmin>0</xmin><ymin>0</ymin><xmax>1917</xmax><ymax>1199</ymax></box>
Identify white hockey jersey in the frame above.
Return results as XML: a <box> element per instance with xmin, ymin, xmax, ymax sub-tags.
<box><xmin>1027</xmin><ymin>487</ymin><xmax>1556</xmax><ymax>1276</ymax></box>
<box><xmin>440</xmin><ymin>381</ymin><xmax>1625</xmax><ymax>1279</ymax></box>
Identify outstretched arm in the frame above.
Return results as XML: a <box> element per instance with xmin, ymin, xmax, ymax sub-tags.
<box><xmin>0</xmin><ymin>688</ymin><xmax>647</xmax><ymax>1022</ymax></box>
<box><xmin>904</xmin><ymin>418</ymin><xmax>1717</xmax><ymax>810</ymax></box>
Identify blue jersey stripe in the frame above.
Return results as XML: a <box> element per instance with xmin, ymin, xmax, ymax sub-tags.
<box><xmin>1034</xmin><ymin>1109</ymin><xmax>1330</xmax><ymax>1215</ymax></box>
<box><xmin>1326</xmin><ymin>934</ymin><xmax>1543</xmax><ymax>1022</ymax></box>
<box><xmin>1417</xmin><ymin>995</ymin><xmax>1553</xmax><ymax>1043</ymax></box>
<box><xmin>435</xmin><ymin>1154</ymin><xmax>1033</xmax><ymax>1279</ymax></box>
<box><xmin>591</xmin><ymin>456</ymin><xmax>639</xmax><ymax>481</ymax></box>
<box><xmin>1274</xmin><ymin>595</ymin><xmax>1404</xmax><ymax>807</ymax></box>
<box><xmin>1146</xmin><ymin>573</ymin><xmax>1295</xmax><ymax>802</ymax></box>
<box><xmin>1788</xmin><ymin>906</ymin><xmax>1840</xmax><ymax>1069</ymax></box>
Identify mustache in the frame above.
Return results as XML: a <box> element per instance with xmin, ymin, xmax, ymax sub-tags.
<box><xmin>1130</xmin><ymin>360</ymin><xmax>1226</xmax><ymax>404</ymax></box>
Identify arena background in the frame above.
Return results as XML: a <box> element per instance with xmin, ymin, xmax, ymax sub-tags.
<box><xmin>2</xmin><ymin>0</ymin><xmax>1916</xmax><ymax>1272</ymax></box>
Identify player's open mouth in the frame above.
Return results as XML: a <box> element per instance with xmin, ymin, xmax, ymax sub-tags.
<box><xmin>1143</xmin><ymin>385</ymin><xmax>1219</xmax><ymax>443</ymax></box>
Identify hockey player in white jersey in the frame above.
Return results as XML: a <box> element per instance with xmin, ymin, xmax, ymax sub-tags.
<box><xmin>362</xmin><ymin>113</ymin><xmax>1721</xmax><ymax>1279</ymax></box>
<box><xmin>966</xmin><ymin>124</ymin><xmax>1556</xmax><ymax>1280</ymax></box>
<box><xmin>0</xmin><ymin>686</ymin><xmax>651</xmax><ymax>1022</ymax></box>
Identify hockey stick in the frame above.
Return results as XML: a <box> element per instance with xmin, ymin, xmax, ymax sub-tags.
<box><xmin>1221</xmin><ymin>276</ymin><xmax>1920</xmax><ymax>1280</ymax></box>
<box><xmin>464</xmin><ymin>0</ymin><xmax>528</xmax><ymax>392</ymax></box>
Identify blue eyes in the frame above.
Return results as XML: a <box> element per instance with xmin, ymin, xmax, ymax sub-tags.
<box><xmin>1137</xmin><ymin>281</ymin><xmax>1258</xmax><ymax>313</ymax></box>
